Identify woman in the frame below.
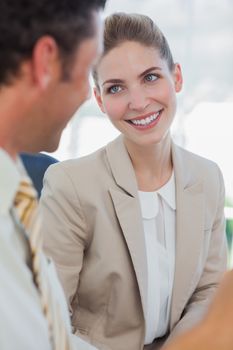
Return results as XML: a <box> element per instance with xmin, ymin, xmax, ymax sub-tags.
<box><xmin>41</xmin><ymin>13</ymin><xmax>227</xmax><ymax>350</ymax></box>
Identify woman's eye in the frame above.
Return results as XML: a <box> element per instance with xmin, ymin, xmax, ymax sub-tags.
<box><xmin>144</xmin><ymin>73</ymin><xmax>158</xmax><ymax>82</ymax></box>
<box><xmin>108</xmin><ymin>85</ymin><xmax>122</xmax><ymax>94</ymax></box>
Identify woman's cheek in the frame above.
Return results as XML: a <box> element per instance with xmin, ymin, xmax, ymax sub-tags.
<box><xmin>103</xmin><ymin>98</ymin><xmax>126</xmax><ymax>122</ymax></box>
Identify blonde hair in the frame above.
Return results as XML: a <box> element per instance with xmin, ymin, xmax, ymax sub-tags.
<box><xmin>93</xmin><ymin>12</ymin><xmax>174</xmax><ymax>89</ymax></box>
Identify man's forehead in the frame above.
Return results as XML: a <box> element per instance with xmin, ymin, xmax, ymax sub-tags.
<box><xmin>74</xmin><ymin>10</ymin><xmax>103</xmax><ymax>62</ymax></box>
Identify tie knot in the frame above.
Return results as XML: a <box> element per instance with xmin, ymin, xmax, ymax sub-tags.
<box><xmin>14</xmin><ymin>176</ymin><xmax>38</xmax><ymax>227</ymax></box>
<box><xmin>16</xmin><ymin>177</ymin><xmax>37</xmax><ymax>200</ymax></box>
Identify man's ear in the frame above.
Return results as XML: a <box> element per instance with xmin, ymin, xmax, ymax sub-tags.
<box><xmin>32</xmin><ymin>36</ymin><xmax>60</xmax><ymax>90</ymax></box>
<box><xmin>173</xmin><ymin>63</ymin><xmax>183</xmax><ymax>93</ymax></box>
<box><xmin>94</xmin><ymin>86</ymin><xmax>106</xmax><ymax>113</ymax></box>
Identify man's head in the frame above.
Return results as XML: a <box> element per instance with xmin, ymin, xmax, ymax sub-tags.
<box><xmin>0</xmin><ymin>0</ymin><xmax>106</xmax><ymax>85</ymax></box>
<box><xmin>0</xmin><ymin>0</ymin><xmax>106</xmax><ymax>156</ymax></box>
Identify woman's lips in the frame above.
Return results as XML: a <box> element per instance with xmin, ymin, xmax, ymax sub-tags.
<box><xmin>126</xmin><ymin>109</ymin><xmax>163</xmax><ymax>130</ymax></box>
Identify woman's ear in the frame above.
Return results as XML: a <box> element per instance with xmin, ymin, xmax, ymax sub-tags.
<box><xmin>173</xmin><ymin>63</ymin><xmax>183</xmax><ymax>93</ymax></box>
<box><xmin>94</xmin><ymin>87</ymin><xmax>106</xmax><ymax>113</ymax></box>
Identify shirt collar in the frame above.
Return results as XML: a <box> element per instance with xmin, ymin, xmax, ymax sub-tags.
<box><xmin>138</xmin><ymin>172</ymin><xmax>176</xmax><ymax>219</ymax></box>
<box><xmin>0</xmin><ymin>149</ymin><xmax>21</xmax><ymax>215</ymax></box>
<box><xmin>157</xmin><ymin>172</ymin><xmax>176</xmax><ymax>210</ymax></box>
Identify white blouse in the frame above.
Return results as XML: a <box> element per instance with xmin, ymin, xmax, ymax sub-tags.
<box><xmin>138</xmin><ymin>173</ymin><xmax>176</xmax><ymax>345</ymax></box>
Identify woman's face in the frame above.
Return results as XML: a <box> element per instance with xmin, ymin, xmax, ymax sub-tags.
<box><xmin>95</xmin><ymin>40</ymin><xmax>183</xmax><ymax>147</ymax></box>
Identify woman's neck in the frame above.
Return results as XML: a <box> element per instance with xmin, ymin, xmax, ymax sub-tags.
<box><xmin>124</xmin><ymin>134</ymin><xmax>173</xmax><ymax>191</ymax></box>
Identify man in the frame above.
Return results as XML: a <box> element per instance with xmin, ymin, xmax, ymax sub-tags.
<box><xmin>0</xmin><ymin>0</ymin><xmax>106</xmax><ymax>349</ymax></box>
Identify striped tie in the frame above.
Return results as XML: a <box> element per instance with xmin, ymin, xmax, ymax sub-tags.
<box><xmin>13</xmin><ymin>176</ymin><xmax>72</xmax><ymax>350</ymax></box>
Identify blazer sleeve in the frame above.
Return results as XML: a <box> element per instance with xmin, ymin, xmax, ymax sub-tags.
<box><xmin>40</xmin><ymin>163</ymin><xmax>90</xmax><ymax>314</ymax></box>
<box><xmin>168</xmin><ymin>165</ymin><xmax>227</xmax><ymax>341</ymax></box>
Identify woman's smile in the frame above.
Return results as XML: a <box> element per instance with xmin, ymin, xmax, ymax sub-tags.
<box><xmin>125</xmin><ymin>109</ymin><xmax>163</xmax><ymax>130</ymax></box>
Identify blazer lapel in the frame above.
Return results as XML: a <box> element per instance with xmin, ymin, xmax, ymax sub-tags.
<box><xmin>106</xmin><ymin>136</ymin><xmax>148</xmax><ymax>320</ymax></box>
<box><xmin>170</xmin><ymin>143</ymin><xmax>205</xmax><ymax>329</ymax></box>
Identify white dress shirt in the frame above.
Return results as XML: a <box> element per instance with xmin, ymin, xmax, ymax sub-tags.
<box><xmin>0</xmin><ymin>149</ymin><xmax>96</xmax><ymax>350</ymax></box>
<box><xmin>138</xmin><ymin>173</ymin><xmax>176</xmax><ymax>345</ymax></box>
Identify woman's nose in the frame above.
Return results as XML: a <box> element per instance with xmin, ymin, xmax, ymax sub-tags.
<box><xmin>128</xmin><ymin>88</ymin><xmax>150</xmax><ymax>112</ymax></box>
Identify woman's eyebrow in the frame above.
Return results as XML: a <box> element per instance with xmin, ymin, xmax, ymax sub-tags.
<box><xmin>102</xmin><ymin>79</ymin><xmax>124</xmax><ymax>87</ymax></box>
<box><xmin>138</xmin><ymin>66</ymin><xmax>162</xmax><ymax>78</ymax></box>
<box><xmin>102</xmin><ymin>67</ymin><xmax>162</xmax><ymax>86</ymax></box>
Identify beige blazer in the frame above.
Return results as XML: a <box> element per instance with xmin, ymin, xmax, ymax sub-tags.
<box><xmin>41</xmin><ymin>136</ymin><xmax>227</xmax><ymax>350</ymax></box>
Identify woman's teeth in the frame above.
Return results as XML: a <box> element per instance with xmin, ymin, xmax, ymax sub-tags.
<box><xmin>130</xmin><ymin>111</ymin><xmax>160</xmax><ymax>126</ymax></box>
